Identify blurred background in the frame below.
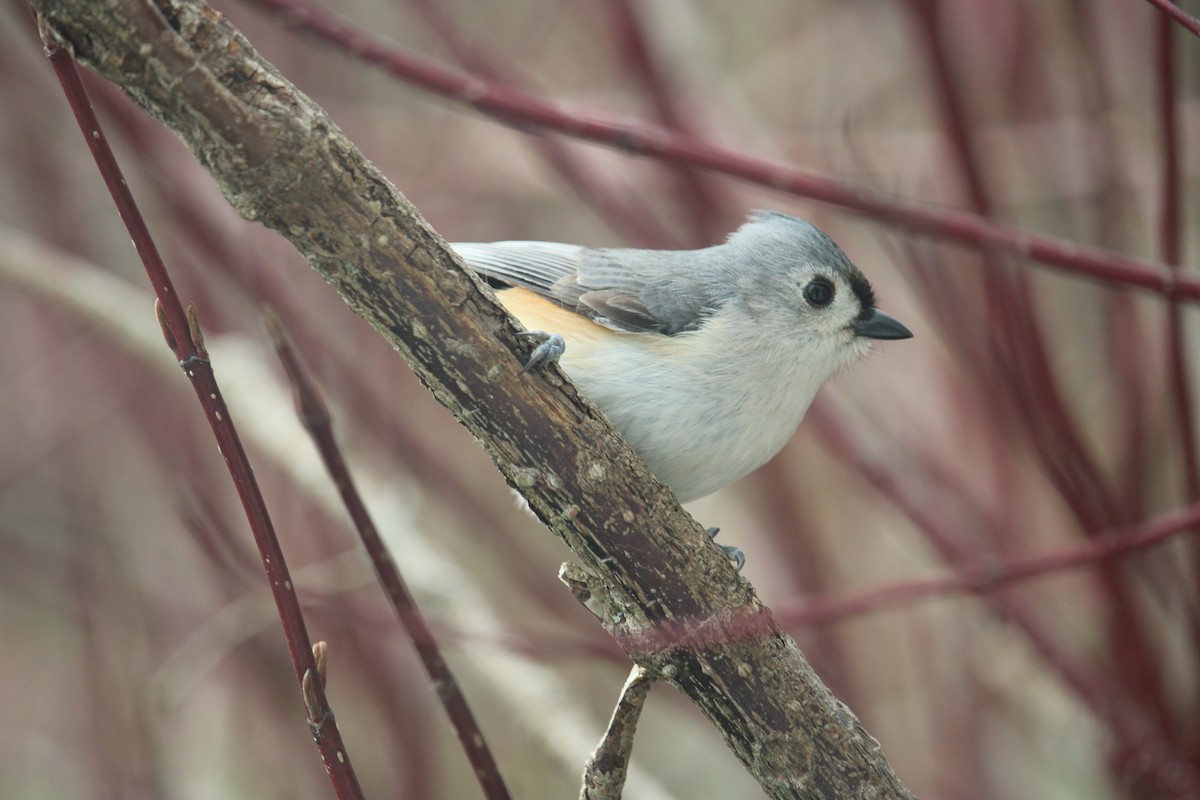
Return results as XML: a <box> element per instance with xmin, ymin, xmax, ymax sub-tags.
<box><xmin>2</xmin><ymin>0</ymin><xmax>1199</xmax><ymax>797</ymax></box>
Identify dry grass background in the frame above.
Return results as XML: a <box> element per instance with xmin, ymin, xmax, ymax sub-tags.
<box><xmin>1</xmin><ymin>1</ymin><xmax>1199</xmax><ymax>798</ymax></box>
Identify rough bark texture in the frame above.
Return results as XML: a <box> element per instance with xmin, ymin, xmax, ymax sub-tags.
<box><xmin>31</xmin><ymin>1</ymin><xmax>915</xmax><ymax>796</ymax></box>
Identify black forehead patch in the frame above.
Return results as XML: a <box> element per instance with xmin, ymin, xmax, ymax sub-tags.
<box><xmin>845</xmin><ymin>269</ymin><xmax>877</xmax><ymax>319</ymax></box>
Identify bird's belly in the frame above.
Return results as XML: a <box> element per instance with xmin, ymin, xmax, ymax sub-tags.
<box><xmin>577</xmin><ymin>366</ymin><xmax>807</xmax><ymax>501</ymax></box>
<box><xmin>560</xmin><ymin>331</ymin><xmax>812</xmax><ymax>502</ymax></box>
<box><xmin>497</xmin><ymin>287</ymin><xmax>820</xmax><ymax>501</ymax></box>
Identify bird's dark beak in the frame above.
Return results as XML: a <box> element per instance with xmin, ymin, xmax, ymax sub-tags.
<box><xmin>852</xmin><ymin>309</ymin><xmax>913</xmax><ymax>340</ymax></box>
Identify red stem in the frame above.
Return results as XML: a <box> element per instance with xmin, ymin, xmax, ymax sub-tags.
<box><xmin>1156</xmin><ymin>11</ymin><xmax>1200</xmax><ymax>505</ymax></box>
<box><xmin>237</xmin><ymin>0</ymin><xmax>1200</xmax><ymax>301</ymax></box>
<box><xmin>1155</xmin><ymin>7</ymin><xmax>1200</xmax><ymax>719</ymax></box>
<box><xmin>1143</xmin><ymin>0</ymin><xmax>1200</xmax><ymax>36</ymax></box>
<box><xmin>907</xmin><ymin>0</ymin><xmax>1120</xmax><ymax>531</ymax></box>
<box><xmin>907</xmin><ymin>0</ymin><xmax>1169</xmax><ymax>743</ymax></box>
<box><xmin>605</xmin><ymin>0</ymin><xmax>726</xmax><ymax>242</ymax></box>
<box><xmin>399</xmin><ymin>0</ymin><xmax>682</xmax><ymax>247</ymax></box>
<box><xmin>269</xmin><ymin>315</ymin><xmax>513</xmax><ymax>800</ymax></box>
<box><xmin>86</xmin><ymin>80</ymin><xmax>575</xmax><ymax>620</ymax></box>
<box><xmin>810</xmin><ymin>405</ymin><xmax>1199</xmax><ymax>795</ymax></box>
<box><xmin>776</xmin><ymin>501</ymin><xmax>1200</xmax><ymax>628</ymax></box>
<box><xmin>37</xmin><ymin>17</ymin><xmax>365</xmax><ymax>799</ymax></box>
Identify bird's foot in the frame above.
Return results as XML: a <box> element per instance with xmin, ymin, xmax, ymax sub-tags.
<box><xmin>706</xmin><ymin>527</ymin><xmax>745</xmax><ymax>572</ymax></box>
<box><xmin>517</xmin><ymin>330</ymin><xmax>566</xmax><ymax>374</ymax></box>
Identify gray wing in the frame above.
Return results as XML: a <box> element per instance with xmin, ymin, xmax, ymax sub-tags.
<box><xmin>450</xmin><ymin>241</ymin><xmax>582</xmax><ymax>296</ymax></box>
<box><xmin>451</xmin><ymin>241</ymin><xmax>720</xmax><ymax>335</ymax></box>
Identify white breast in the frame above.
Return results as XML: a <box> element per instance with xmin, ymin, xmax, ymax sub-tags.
<box><xmin>497</xmin><ymin>287</ymin><xmax>857</xmax><ymax>500</ymax></box>
<box><xmin>545</xmin><ymin>312</ymin><xmax>848</xmax><ymax>504</ymax></box>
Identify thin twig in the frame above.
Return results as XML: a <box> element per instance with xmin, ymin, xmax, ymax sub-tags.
<box><xmin>1155</xmin><ymin>11</ymin><xmax>1200</xmax><ymax>509</ymax></box>
<box><xmin>81</xmin><ymin>74</ymin><xmax>574</xmax><ymax>621</ymax></box>
<box><xmin>905</xmin><ymin>0</ymin><xmax>1121</xmax><ymax>535</ymax></box>
<box><xmin>400</xmin><ymin>0</ymin><xmax>681</xmax><ymax>247</ymax></box>
<box><xmin>267</xmin><ymin>311</ymin><xmax>513</xmax><ymax>800</ymax></box>
<box><xmin>811</xmin><ymin>406</ymin><xmax>1200</xmax><ymax>796</ymax></box>
<box><xmin>904</xmin><ymin>0</ymin><xmax>1167</xmax><ymax>738</ymax></box>
<box><xmin>604</xmin><ymin>0</ymin><xmax>726</xmax><ymax>242</ymax></box>
<box><xmin>235</xmin><ymin>0</ymin><xmax>1200</xmax><ymax>301</ymax></box>
<box><xmin>35</xmin><ymin>15</ymin><xmax>365</xmax><ymax>800</ymax></box>
<box><xmin>579</xmin><ymin>665</ymin><xmax>656</xmax><ymax>800</ymax></box>
<box><xmin>1143</xmin><ymin>0</ymin><xmax>1200</xmax><ymax>37</ymax></box>
<box><xmin>775</xmin><ymin>500</ymin><xmax>1200</xmax><ymax>628</ymax></box>
<box><xmin>1154</xmin><ymin>4</ymin><xmax>1200</xmax><ymax>671</ymax></box>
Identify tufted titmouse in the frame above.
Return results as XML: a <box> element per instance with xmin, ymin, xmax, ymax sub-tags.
<box><xmin>452</xmin><ymin>210</ymin><xmax>911</xmax><ymax>504</ymax></box>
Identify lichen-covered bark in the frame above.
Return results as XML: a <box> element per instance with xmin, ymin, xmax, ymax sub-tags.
<box><xmin>30</xmin><ymin>1</ymin><xmax>915</xmax><ymax>796</ymax></box>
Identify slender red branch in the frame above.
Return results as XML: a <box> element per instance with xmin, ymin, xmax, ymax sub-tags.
<box><xmin>905</xmin><ymin>0</ymin><xmax>1120</xmax><ymax>536</ymax></box>
<box><xmin>347</xmin><ymin>472</ymin><xmax>1200</xmax><ymax>656</ymax></box>
<box><xmin>81</xmin><ymin>79</ymin><xmax>576</xmax><ymax>622</ymax></box>
<box><xmin>37</xmin><ymin>17</ymin><xmax>364</xmax><ymax>799</ymax></box>
<box><xmin>904</xmin><ymin>0</ymin><xmax>993</xmax><ymax>215</ymax></box>
<box><xmin>267</xmin><ymin>313</ymin><xmax>513</xmax><ymax>800</ymax></box>
<box><xmin>1154</xmin><ymin>8</ymin><xmax>1200</xmax><ymax>687</ymax></box>
<box><xmin>562</xmin><ymin>496</ymin><xmax>1200</xmax><ymax>794</ymax></box>
<box><xmin>605</xmin><ymin>0</ymin><xmax>726</xmax><ymax>241</ymax></box>
<box><xmin>37</xmin><ymin>25</ymin><xmax>189</xmax><ymax>358</ymax></box>
<box><xmin>400</xmin><ymin>0</ymin><xmax>681</xmax><ymax>247</ymax></box>
<box><xmin>1070</xmin><ymin>5</ymin><xmax>1160</xmax><ymax>525</ymax></box>
<box><xmin>1156</xmin><ymin>12</ymin><xmax>1200</xmax><ymax>504</ymax></box>
<box><xmin>809</xmin><ymin>405</ymin><xmax>1199</xmax><ymax>796</ymax></box>
<box><xmin>775</xmin><ymin>501</ymin><xmax>1200</xmax><ymax>628</ymax></box>
<box><xmin>906</xmin><ymin>2</ymin><xmax>1170</xmax><ymax>741</ymax></box>
<box><xmin>236</xmin><ymin>0</ymin><xmax>1200</xmax><ymax>301</ymax></box>
<box><xmin>1143</xmin><ymin>0</ymin><xmax>1200</xmax><ymax>37</ymax></box>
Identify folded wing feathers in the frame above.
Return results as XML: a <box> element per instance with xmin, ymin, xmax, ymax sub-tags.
<box><xmin>577</xmin><ymin>288</ymin><xmax>663</xmax><ymax>333</ymax></box>
<box><xmin>450</xmin><ymin>240</ymin><xmax>706</xmax><ymax>334</ymax></box>
<box><xmin>450</xmin><ymin>242</ymin><xmax>583</xmax><ymax>297</ymax></box>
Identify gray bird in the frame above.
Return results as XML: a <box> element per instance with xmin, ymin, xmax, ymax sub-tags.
<box><xmin>453</xmin><ymin>211</ymin><xmax>912</xmax><ymax>504</ymax></box>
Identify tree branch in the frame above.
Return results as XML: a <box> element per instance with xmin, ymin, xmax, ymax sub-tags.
<box><xmin>30</xmin><ymin>0</ymin><xmax>914</xmax><ymax>796</ymax></box>
<box><xmin>579</xmin><ymin>665</ymin><xmax>656</xmax><ymax>800</ymax></box>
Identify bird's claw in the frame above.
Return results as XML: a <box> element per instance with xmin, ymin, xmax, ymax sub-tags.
<box><xmin>518</xmin><ymin>330</ymin><xmax>566</xmax><ymax>374</ymax></box>
<box><xmin>706</xmin><ymin>527</ymin><xmax>745</xmax><ymax>571</ymax></box>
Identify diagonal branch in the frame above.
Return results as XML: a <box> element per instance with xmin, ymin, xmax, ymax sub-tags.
<box><xmin>1142</xmin><ymin>0</ymin><xmax>1200</xmax><ymax>37</ymax></box>
<box><xmin>236</xmin><ymin>0</ymin><xmax>1200</xmax><ymax>302</ymax></box>
<box><xmin>35</xmin><ymin>14</ymin><xmax>364</xmax><ymax>798</ymax></box>
<box><xmin>30</xmin><ymin>0</ymin><xmax>913</xmax><ymax>797</ymax></box>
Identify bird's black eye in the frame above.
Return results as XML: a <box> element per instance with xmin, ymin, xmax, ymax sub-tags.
<box><xmin>804</xmin><ymin>277</ymin><xmax>835</xmax><ymax>308</ymax></box>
